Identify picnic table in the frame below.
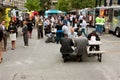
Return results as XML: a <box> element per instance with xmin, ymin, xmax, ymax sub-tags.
<box><xmin>88</xmin><ymin>41</ymin><xmax>104</xmax><ymax>62</ymax></box>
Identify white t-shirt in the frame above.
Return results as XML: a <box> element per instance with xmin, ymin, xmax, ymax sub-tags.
<box><xmin>91</xmin><ymin>36</ymin><xmax>96</xmax><ymax>42</ymax></box>
<box><xmin>62</xmin><ymin>25</ymin><xmax>69</xmax><ymax>34</ymax></box>
<box><xmin>81</xmin><ymin>20</ymin><xmax>87</xmax><ymax>29</ymax></box>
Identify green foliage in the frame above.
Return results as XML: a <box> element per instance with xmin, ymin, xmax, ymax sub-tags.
<box><xmin>0</xmin><ymin>9</ymin><xmax>5</xmax><ymax>22</ymax></box>
<box><xmin>56</xmin><ymin>0</ymin><xmax>96</xmax><ymax>11</ymax></box>
<box><xmin>24</xmin><ymin>0</ymin><xmax>40</xmax><ymax>11</ymax></box>
<box><xmin>55</xmin><ymin>0</ymin><xmax>71</xmax><ymax>12</ymax></box>
<box><xmin>40</xmin><ymin>0</ymin><xmax>51</xmax><ymax>10</ymax></box>
<box><xmin>80</xmin><ymin>0</ymin><xmax>95</xmax><ymax>8</ymax></box>
<box><xmin>71</xmin><ymin>0</ymin><xmax>96</xmax><ymax>9</ymax></box>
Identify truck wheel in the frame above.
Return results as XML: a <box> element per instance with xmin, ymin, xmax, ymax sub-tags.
<box><xmin>115</xmin><ymin>28</ymin><xmax>120</xmax><ymax>37</ymax></box>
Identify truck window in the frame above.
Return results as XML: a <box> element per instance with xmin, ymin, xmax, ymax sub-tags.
<box><xmin>95</xmin><ymin>8</ymin><xmax>100</xmax><ymax>17</ymax></box>
<box><xmin>114</xmin><ymin>10</ymin><xmax>119</xmax><ymax>17</ymax></box>
<box><xmin>108</xmin><ymin>8</ymin><xmax>113</xmax><ymax>22</ymax></box>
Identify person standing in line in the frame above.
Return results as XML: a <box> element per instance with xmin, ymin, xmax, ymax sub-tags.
<box><xmin>55</xmin><ymin>20</ymin><xmax>63</xmax><ymax>44</ymax></box>
<box><xmin>35</xmin><ymin>15</ymin><xmax>40</xmax><ymax>28</ymax></box>
<box><xmin>69</xmin><ymin>14</ymin><xmax>73</xmax><ymax>26</ymax></box>
<box><xmin>27</xmin><ymin>18</ymin><xmax>34</xmax><ymax>38</ymax></box>
<box><xmin>78</xmin><ymin>13</ymin><xmax>83</xmax><ymax>24</ymax></box>
<box><xmin>22</xmin><ymin>21</ymin><xmax>28</xmax><ymax>47</ymax></box>
<box><xmin>0</xmin><ymin>21</ymin><xmax>7</xmax><ymax>51</ymax></box>
<box><xmin>10</xmin><ymin>17</ymin><xmax>18</xmax><ymax>37</ymax></box>
<box><xmin>74</xmin><ymin>31</ymin><xmax>88</xmax><ymax>61</ymax></box>
<box><xmin>62</xmin><ymin>16</ymin><xmax>68</xmax><ymax>26</ymax></box>
<box><xmin>36</xmin><ymin>18</ymin><xmax>44</xmax><ymax>39</ymax></box>
<box><xmin>19</xmin><ymin>15</ymin><xmax>23</xmax><ymax>27</ymax></box>
<box><xmin>99</xmin><ymin>16</ymin><xmax>105</xmax><ymax>35</ymax></box>
<box><xmin>88</xmin><ymin>14</ymin><xmax>93</xmax><ymax>27</ymax></box>
<box><xmin>8</xmin><ymin>21</ymin><xmax>17</xmax><ymax>50</ymax></box>
<box><xmin>44</xmin><ymin>18</ymin><xmax>50</xmax><ymax>35</ymax></box>
<box><xmin>72</xmin><ymin>16</ymin><xmax>75</xmax><ymax>28</ymax></box>
<box><xmin>95</xmin><ymin>15</ymin><xmax>101</xmax><ymax>34</ymax></box>
<box><xmin>62</xmin><ymin>23</ymin><xmax>69</xmax><ymax>36</ymax></box>
<box><xmin>81</xmin><ymin>17</ymin><xmax>88</xmax><ymax>37</ymax></box>
<box><xmin>0</xmin><ymin>28</ymin><xmax>3</xmax><ymax>63</ymax></box>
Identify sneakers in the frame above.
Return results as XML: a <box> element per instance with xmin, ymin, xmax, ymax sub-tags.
<box><xmin>11</xmin><ymin>48</ymin><xmax>15</xmax><ymax>50</ymax></box>
<box><xmin>3</xmin><ymin>49</ymin><xmax>6</xmax><ymax>52</ymax></box>
<box><xmin>23</xmin><ymin>45</ymin><xmax>28</xmax><ymax>48</ymax></box>
<box><xmin>23</xmin><ymin>46</ymin><xmax>27</xmax><ymax>48</ymax></box>
<box><xmin>0</xmin><ymin>58</ymin><xmax>3</xmax><ymax>64</ymax></box>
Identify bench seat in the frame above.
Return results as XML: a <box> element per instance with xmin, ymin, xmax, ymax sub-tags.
<box><xmin>88</xmin><ymin>51</ymin><xmax>105</xmax><ymax>62</ymax></box>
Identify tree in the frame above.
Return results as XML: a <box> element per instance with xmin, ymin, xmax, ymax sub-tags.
<box><xmin>40</xmin><ymin>0</ymin><xmax>51</xmax><ymax>10</ymax></box>
<box><xmin>24</xmin><ymin>0</ymin><xmax>41</xmax><ymax>11</ymax></box>
<box><xmin>70</xmin><ymin>0</ymin><xmax>95</xmax><ymax>9</ymax></box>
<box><xmin>56</xmin><ymin>0</ymin><xmax>96</xmax><ymax>11</ymax></box>
<box><xmin>55</xmin><ymin>0</ymin><xmax>71</xmax><ymax>12</ymax></box>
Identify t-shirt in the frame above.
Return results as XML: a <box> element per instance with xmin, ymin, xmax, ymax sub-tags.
<box><xmin>96</xmin><ymin>17</ymin><xmax>101</xmax><ymax>24</ymax></box>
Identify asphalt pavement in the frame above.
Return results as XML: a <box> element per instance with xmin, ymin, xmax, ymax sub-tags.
<box><xmin>0</xmin><ymin>27</ymin><xmax>120</xmax><ymax>80</ymax></box>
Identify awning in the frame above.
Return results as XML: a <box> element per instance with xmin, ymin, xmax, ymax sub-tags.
<box><xmin>45</xmin><ymin>10</ymin><xmax>65</xmax><ymax>14</ymax></box>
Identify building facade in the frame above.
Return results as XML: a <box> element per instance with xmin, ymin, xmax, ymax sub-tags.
<box><xmin>51</xmin><ymin>0</ymin><xmax>58</xmax><ymax>9</ymax></box>
<box><xmin>105</xmin><ymin>0</ymin><xmax>119</xmax><ymax>6</ymax></box>
<box><xmin>3</xmin><ymin>0</ymin><xmax>26</xmax><ymax>10</ymax></box>
<box><xmin>0</xmin><ymin>0</ymin><xmax>3</xmax><ymax>4</ymax></box>
<box><xmin>96</xmin><ymin>0</ymin><xmax>120</xmax><ymax>7</ymax></box>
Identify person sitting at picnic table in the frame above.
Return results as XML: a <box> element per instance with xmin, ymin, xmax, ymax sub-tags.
<box><xmin>60</xmin><ymin>33</ymin><xmax>74</xmax><ymax>62</ymax></box>
<box><xmin>74</xmin><ymin>31</ymin><xmax>88</xmax><ymax>61</ymax></box>
<box><xmin>87</xmin><ymin>31</ymin><xmax>100</xmax><ymax>51</ymax></box>
<box><xmin>68</xmin><ymin>27</ymin><xmax>78</xmax><ymax>39</ymax></box>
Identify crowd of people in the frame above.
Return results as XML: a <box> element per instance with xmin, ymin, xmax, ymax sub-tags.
<box><xmin>0</xmin><ymin>13</ymin><xmax>102</xmax><ymax>63</ymax></box>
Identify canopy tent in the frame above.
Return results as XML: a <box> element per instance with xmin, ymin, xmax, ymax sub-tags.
<box><xmin>45</xmin><ymin>10</ymin><xmax>65</xmax><ymax>14</ymax></box>
<box><xmin>45</xmin><ymin>10</ymin><xmax>66</xmax><ymax>18</ymax></box>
